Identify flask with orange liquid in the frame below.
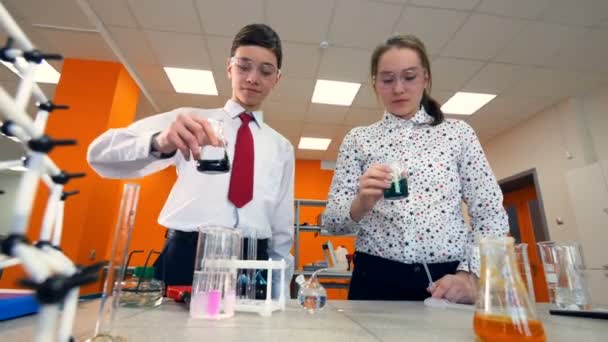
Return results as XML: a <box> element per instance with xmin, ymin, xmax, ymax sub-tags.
<box><xmin>473</xmin><ymin>236</ymin><xmax>546</xmax><ymax>342</ymax></box>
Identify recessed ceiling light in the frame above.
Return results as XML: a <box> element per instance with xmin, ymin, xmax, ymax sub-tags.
<box><xmin>298</xmin><ymin>137</ymin><xmax>332</xmax><ymax>150</ymax></box>
<box><xmin>311</xmin><ymin>79</ymin><xmax>361</xmax><ymax>106</ymax></box>
<box><xmin>163</xmin><ymin>67</ymin><xmax>218</xmax><ymax>95</ymax></box>
<box><xmin>441</xmin><ymin>92</ymin><xmax>497</xmax><ymax>115</ymax></box>
<box><xmin>1</xmin><ymin>57</ymin><xmax>61</xmax><ymax>84</ymax></box>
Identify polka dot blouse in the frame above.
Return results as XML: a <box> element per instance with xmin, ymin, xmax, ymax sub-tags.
<box><xmin>322</xmin><ymin>107</ymin><xmax>508</xmax><ymax>275</ymax></box>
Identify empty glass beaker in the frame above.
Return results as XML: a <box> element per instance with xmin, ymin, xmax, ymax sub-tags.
<box><xmin>536</xmin><ymin>241</ymin><xmax>591</xmax><ymax>310</ymax></box>
<box><xmin>383</xmin><ymin>161</ymin><xmax>408</xmax><ymax>200</ymax></box>
<box><xmin>474</xmin><ymin>236</ymin><xmax>546</xmax><ymax>342</ymax></box>
<box><xmin>190</xmin><ymin>226</ymin><xmax>241</xmax><ymax>320</ymax></box>
<box><xmin>515</xmin><ymin>243</ymin><xmax>536</xmax><ymax>304</ymax></box>
<box><xmin>197</xmin><ymin>118</ymin><xmax>230</xmax><ymax>173</ymax></box>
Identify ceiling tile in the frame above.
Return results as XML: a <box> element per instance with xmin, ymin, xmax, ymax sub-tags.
<box><xmin>409</xmin><ymin>0</ymin><xmax>481</xmax><ymax>11</ymax></box>
<box><xmin>3</xmin><ymin>0</ymin><xmax>95</xmax><ymax>30</ymax></box>
<box><xmin>371</xmin><ymin>0</ymin><xmax>408</xmax><ymax>3</ymax></box>
<box><xmin>301</xmin><ymin>123</ymin><xmax>344</xmax><ymax>138</ymax></box>
<box><xmin>262</xmin><ymin>101</ymin><xmax>308</xmax><ymax>122</ymax></box>
<box><xmin>328</xmin><ymin>0</ymin><xmax>403</xmax><ymax>49</ymax></box>
<box><xmin>206</xmin><ymin>36</ymin><xmax>233</xmax><ymax>72</ymax></box>
<box><xmin>196</xmin><ymin>0</ymin><xmax>264</xmax><ymax>36</ymax></box>
<box><xmin>475</xmin><ymin>0</ymin><xmax>550</xmax><ymax>19</ymax></box>
<box><xmin>264</xmin><ymin>119</ymin><xmax>303</xmax><ymax>138</ymax></box>
<box><xmin>267</xmin><ymin>77</ymin><xmax>315</xmax><ymax>104</ymax></box>
<box><xmin>351</xmin><ymin>83</ymin><xmax>381</xmax><ymax>109</ymax></box>
<box><xmin>283</xmin><ymin>134</ymin><xmax>300</xmax><ymax>148</ymax></box>
<box><xmin>33</xmin><ymin>28</ymin><xmax>117</xmax><ymax>61</ymax></box>
<box><xmin>90</xmin><ymin>0</ymin><xmax>138</xmax><ymax>28</ymax></box>
<box><xmin>344</xmin><ymin>108</ymin><xmax>382</xmax><ymax>126</ymax></box>
<box><xmin>429</xmin><ymin>90</ymin><xmax>455</xmax><ymax>105</ymax></box>
<box><xmin>322</xmin><ymin>149</ymin><xmax>340</xmax><ymax>161</ymax></box>
<box><xmin>145</xmin><ymin>31</ymin><xmax>211</xmax><ymax>69</ymax></box>
<box><xmin>296</xmin><ymin>149</ymin><xmax>327</xmax><ymax>160</ymax></box>
<box><xmin>149</xmin><ymin>91</ymin><xmax>178</xmax><ymax>111</ymax></box>
<box><xmin>494</xmin><ymin>22</ymin><xmax>588</xmax><ymax>66</ymax></box>
<box><xmin>0</xmin><ymin>135</ymin><xmax>24</xmax><ymax>160</ymax></box>
<box><xmin>317</xmin><ymin>46</ymin><xmax>370</xmax><ymax>83</ymax></box>
<box><xmin>431</xmin><ymin>57</ymin><xmax>485</xmax><ymax>90</ymax></box>
<box><xmin>127</xmin><ymin>0</ymin><xmax>201</xmax><ymax>33</ymax></box>
<box><xmin>441</xmin><ymin>14</ymin><xmax>527</xmax><ymax>60</ymax></box>
<box><xmin>0</xmin><ymin>65</ymin><xmax>19</xmax><ymax>82</ymax></box>
<box><xmin>107</xmin><ymin>26</ymin><xmax>158</xmax><ymax>65</ymax></box>
<box><xmin>132</xmin><ymin>63</ymin><xmax>173</xmax><ymax>93</ymax></box>
<box><xmin>282</xmin><ymin>43</ymin><xmax>322</xmax><ymax>79</ymax></box>
<box><xmin>267</xmin><ymin>0</ymin><xmax>334</xmax><ymax>44</ymax></box>
<box><xmin>173</xmin><ymin>93</ymin><xmax>225</xmax><ymax>109</ymax></box>
<box><xmin>502</xmin><ymin>68</ymin><xmax>604</xmax><ymax>98</ymax></box>
<box><xmin>135</xmin><ymin>96</ymin><xmax>158</xmax><ymax>120</ymax></box>
<box><xmin>540</xmin><ymin>0</ymin><xmax>608</xmax><ymax>26</ymax></box>
<box><xmin>546</xmin><ymin>28</ymin><xmax>608</xmax><ymax>73</ymax></box>
<box><xmin>304</xmin><ymin>104</ymin><xmax>349</xmax><ymax>124</ymax></box>
<box><xmin>211</xmin><ymin>68</ymin><xmax>233</xmax><ymax>98</ymax></box>
<box><xmin>463</xmin><ymin>63</ymin><xmax>530</xmax><ymax>94</ymax></box>
<box><xmin>393</xmin><ymin>6</ymin><xmax>469</xmax><ymax>55</ymax></box>
<box><xmin>468</xmin><ymin>95</ymin><xmax>558</xmax><ymax>140</ymax></box>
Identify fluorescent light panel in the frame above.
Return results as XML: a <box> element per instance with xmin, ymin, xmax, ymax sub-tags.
<box><xmin>441</xmin><ymin>92</ymin><xmax>497</xmax><ymax>115</ymax></box>
<box><xmin>163</xmin><ymin>67</ymin><xmax>218</xmax><ymax>95</ymax></box>
<box><xmin>311</xmin><ymin>79</ymin><xmax>361</xmax><ymax>106</ymax></box>
<box><xmin>1</xmin><ymin>57</ymin><xmax>61</xmax><ymax>84</ymax></box>
<box><xmin>298</xmin><ymin>137</ymin><xmax>332</xmax><ymax>151</ymax></box>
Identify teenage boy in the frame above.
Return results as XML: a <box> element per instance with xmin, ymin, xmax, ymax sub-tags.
<box><xmin>87</xmin><ymin>24</ymin><xmax>294</xmax><ymax>297</ymax></box>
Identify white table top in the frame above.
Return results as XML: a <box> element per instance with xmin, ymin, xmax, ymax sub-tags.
<box><xmin>1</xmin><ymin>299</ymin><xmax>607</xmax><ymax>341</ymax></box>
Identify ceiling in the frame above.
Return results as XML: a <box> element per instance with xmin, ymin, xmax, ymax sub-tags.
<box><xmin>1</xmin><ymin>0</ymin><xmax>608</xmax><ymax>160</ymax></box>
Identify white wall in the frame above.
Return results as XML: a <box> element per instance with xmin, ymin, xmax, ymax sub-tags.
<box><xmin>0</xmin><ymin>170</ymin><xmax>22</xmax><ymax>236</ymax></box>
<box><xmin>483</xmin><ymin>85</ymin><xmax>608</xmax><ymax>304</ymax></box>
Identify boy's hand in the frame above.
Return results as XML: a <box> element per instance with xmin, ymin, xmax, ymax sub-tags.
<box><xmin>153</xmin><ymin>113</ymin><xmax>223</xmax><ymax>161</ymax></box>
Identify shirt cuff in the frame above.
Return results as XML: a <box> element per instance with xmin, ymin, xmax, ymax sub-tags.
<box><xmin>148</xmin><ymin>131</ymin><xmax>176</xmax><ymax>159</ymax></box>
<box><xmin>456</xmin><ymin>261</ymin><xmax>479</xmax><ymax>278</ymax></box>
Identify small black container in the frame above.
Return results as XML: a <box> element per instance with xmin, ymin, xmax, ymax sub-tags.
<box><xmin>383</xmin><ymin>177</ymin><xmax>408</xmax><ymax>200</ymax></box>
<box><xmin>197</xmin><ymin>150</ymin><xmax>230</xmax><ymax>174</ymax></box>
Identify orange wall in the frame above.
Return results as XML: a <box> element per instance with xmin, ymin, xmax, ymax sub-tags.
<box><xmin>294</xmin><ymin>160</ymin><xmax>354</xmax><ymax>299</ymax></box>
<box><xmin>0</xmin><ymin>60</ymin><xmax>139</xmax><ymax>292</ymax></box>
<box><xmin>294</xmin><ymin>160</ymin><xmax>355</xmax><ymax>267</ymax></box>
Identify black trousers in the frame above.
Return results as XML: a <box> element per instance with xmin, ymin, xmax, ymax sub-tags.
<box><xmin>348</xmin><ymin>252</ymin><xmax>460</xmax><ymax>301</ymax></box>
<box><xmin>153</xmin><ymin>230</ymin><xmax>268</xmax><ymax>287</ymax></box>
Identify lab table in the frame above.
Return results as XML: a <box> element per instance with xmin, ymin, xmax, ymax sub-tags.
<box><xmin>1</xmin><ymin>299</ymin><xmax>607</xmax><ymax>341</ymax></box>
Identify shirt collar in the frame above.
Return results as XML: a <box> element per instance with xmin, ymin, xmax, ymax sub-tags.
<box><xmin>223</xmin><ymin>99</ymin><xmax>264</xmax><ymax>127</ymax></box>
<box><xmin>382</xmin><ymin>106</ymin><xmax>433</xmax><ymax>129</ymax></box>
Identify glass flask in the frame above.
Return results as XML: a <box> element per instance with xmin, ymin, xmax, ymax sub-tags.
<box><xmin>197</xmin><ymin>118</ymin><xmax>230</xmax><ymax>173</ymax></box>
<box><xmin>474</xmin><ymin>236</ymin><xmax>546</xmax><ymax>342</ymax></box>
<box><xmin>119</xmin><ymin>267</ymin><xmax>164</xmax><ymax>308</ymax></box>
<box><xmin>383</xmin><ymin>160</ymin><xmax>408</xmax><ymax>200</ymax></box>
<box><xmin>295</xmin><ymin>269</ymin><xmax>328</xmax><ymax>314</ymax></box>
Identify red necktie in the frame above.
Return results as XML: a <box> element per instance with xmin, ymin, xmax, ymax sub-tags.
<box><xmin>228</xmin><ymin>113</ymin><xmax>254</xmax><ymax>208</ymax></box>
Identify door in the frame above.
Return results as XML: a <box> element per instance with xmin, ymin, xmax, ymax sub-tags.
<box><xmin>503</xmin><ymin>185</ymin><xmax>550</xmax><ymax>302</ymax></box>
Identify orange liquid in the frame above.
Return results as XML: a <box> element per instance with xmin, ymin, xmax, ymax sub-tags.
<box><xmin>474</xmin><ymin>313</ymin><xmax>546</xmax><ymax>342</ymax></box>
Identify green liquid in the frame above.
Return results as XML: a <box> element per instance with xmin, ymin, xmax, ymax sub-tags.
<box><xmin>384</xmin><ymin>178</ymin><xmax>408</xmax><ymax>200</ymax></box>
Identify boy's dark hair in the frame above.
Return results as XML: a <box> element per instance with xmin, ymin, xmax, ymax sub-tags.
<box><xmin>231</xmin><ymin>24</ymin><xmax>283</xmax><ymax>69</ymax></box>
